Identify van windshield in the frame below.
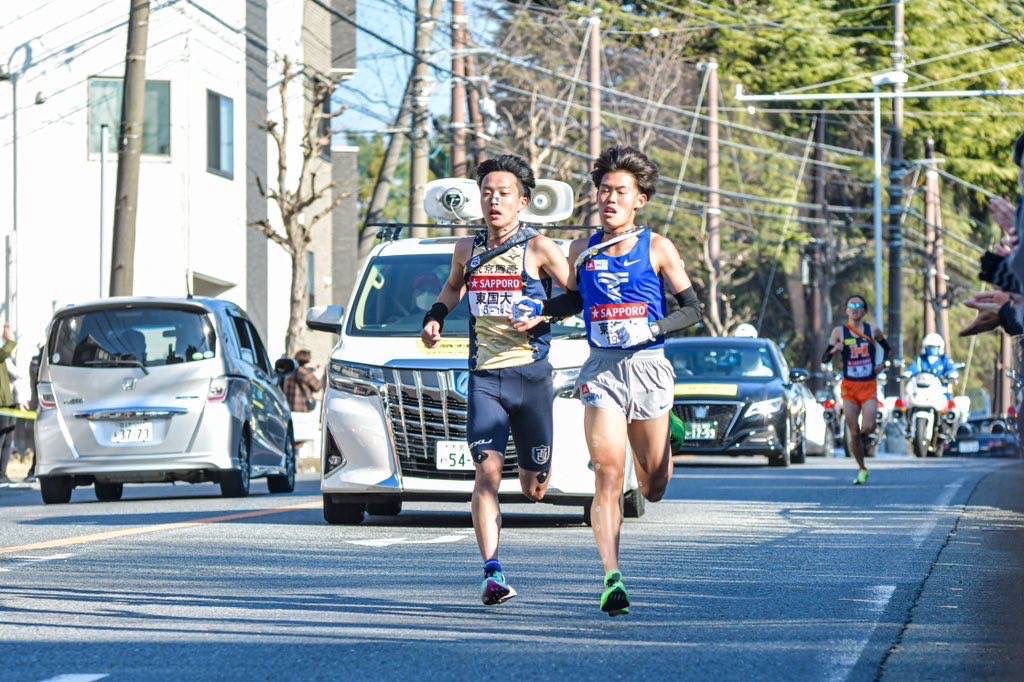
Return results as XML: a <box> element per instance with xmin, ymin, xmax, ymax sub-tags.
<box><xmin>349</xmin><ymin>253</ymin><xmax>584</xmax><ymax>338</ymax></box>
<box><xmin>49</xmin><ymin>306</ymin><xmax>217</xmax><ymax>368</ymax></box>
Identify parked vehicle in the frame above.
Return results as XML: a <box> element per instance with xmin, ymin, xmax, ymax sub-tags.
<box><xmin>795</xmin><ymin>382</ymin><xmax>829</xmax><ymax>456</ymax></box>
<box><xmin>664</xmin><ymin>336</ymin><xmax>808</xmax><ymax>467</ymax></box>
<box><xmin>307</xmin><ymin>235</ymin><xmax>642</xmax><ymax>526</ymax></box>
<box><xmin>35</xmin><ymin>297</ymin><xmax>296</xmax><ymax>504</ymax></box>
<box><xmin>890</xmin><ymin>371</ymin><xmax>964</xmax><ymax>458</ymax></box>
<box><xmin>945</xmin><ymin>417</ymin><xmax>1020</xmax><ymax>458</ymax></box>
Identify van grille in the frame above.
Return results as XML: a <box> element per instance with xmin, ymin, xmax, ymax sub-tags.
<box><xmin>385</xmin><ymin>368</ymin><xmax>519</xmax><ymax>480</ymax></box>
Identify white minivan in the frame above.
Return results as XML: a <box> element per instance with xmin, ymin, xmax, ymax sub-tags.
<box><xmin>307</xmin><ymin>234</ymin><xmax>644</xmax><ymax>525</ymax></box>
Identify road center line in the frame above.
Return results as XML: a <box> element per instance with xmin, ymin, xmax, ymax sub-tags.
<box><xmin>39</xmin><ymin>675</ymin><xmax>109</xmax><ymax>682</ymax></box>
<box><xmin>0</xmin><ymin>501</ymin><xmax>321</xmax><ymax>556</ymax></box>
<box><xmin>912</xmin><ymin>477</ymin><xmax>966</xmax><ymax>548</ymax></box>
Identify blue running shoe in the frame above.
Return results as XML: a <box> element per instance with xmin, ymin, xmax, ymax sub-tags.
<box><xmin>481</xmin><ymin>561</ymin><xmax>517</xmax><ymax>605</ymax></box>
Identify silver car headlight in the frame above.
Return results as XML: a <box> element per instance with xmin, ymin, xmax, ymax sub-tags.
<box><xmin>746</xmin><ymin>397</ymin><xmax>784</xmax><ymax>418</ymax></box>
<box><xmin>329</xmin><ymin>361</ymin><xmax>384</xmax><ymax>396</ymax></box>
<box><xmin>552</xmin><ymin>366</ymin><xmax>582</xmax><ymax>399</ymax></box>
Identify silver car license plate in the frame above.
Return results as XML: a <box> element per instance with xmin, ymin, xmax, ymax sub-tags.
<box><xmin>110</xmin><ymin>421</ymin><xmax>154</xmax><ymax>445</ymax></box>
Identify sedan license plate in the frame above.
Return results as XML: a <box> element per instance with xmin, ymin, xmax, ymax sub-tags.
<box><xmin>684</xmin><ymin>421</ymin><xmax>716</xmax><ymax>441</ymax></box>
<box><xmin>110</xmin><ymin>421</ymin><xmax>154</xmax><ymax>445</ymax></box>
<box><xmin>436</xmin><ymin>440</ymin><xmax>475</xmax><ymax>470</ymax></box>
<box><xmin>958</xmin><ymin>440</ymin><xmax>979</xmax><ymax>454</ymax></box>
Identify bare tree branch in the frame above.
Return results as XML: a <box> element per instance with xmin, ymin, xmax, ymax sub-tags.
<box><xmin>251</xmin><ymin>219</ymin><xmax>293</xmax><ymax>255</ymax></box>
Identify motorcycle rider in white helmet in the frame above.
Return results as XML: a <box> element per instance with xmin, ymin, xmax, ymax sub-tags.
<box><xmin>908</xmin><ymin>333</ymin><xmax>958</xmax><ymax>394</ymax></box>
<box><xmin>732</xmin><ymin>323</ymin><xmax>758</xmax><ymax>338</ymax></box>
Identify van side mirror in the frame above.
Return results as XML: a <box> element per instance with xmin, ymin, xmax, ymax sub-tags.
<box><xmin>274</xmin><ymin>357</ymin><xmax>298</xmax><ymax>375</ymax></box>
<box><xmin>788</xmin><ymin>368</ymin><xmax>809</xmax><ymax>383</ymax></box>
<box><xmin>306</xmin><ymin>305</ymin><xmax>345</xmax><ymax>334</ymax></box>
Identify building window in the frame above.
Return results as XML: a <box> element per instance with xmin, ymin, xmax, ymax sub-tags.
<box><xmin>206</xmin><ymin>90</ymin><xmax>234</xmax><ymax>178</ymax></box>
<box><xmin>88</xmin><ymin>78</ymin><xmax>171</xmax><ymax>155</ymax></box>
<box><xmin>307</xmin><ymin>251</ymin><xmax>316</xmax><ymax>309</ymax></box>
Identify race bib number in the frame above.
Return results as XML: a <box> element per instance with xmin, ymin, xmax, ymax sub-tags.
<box><xmin>589</xmin><ymin>302</ymin><xmax>649</xmax><ymax>348</ymax></box>
<box><xmin>468</xmin><ymin>274</ymin><xmax>523</xmax><ymax>317</ymax></box>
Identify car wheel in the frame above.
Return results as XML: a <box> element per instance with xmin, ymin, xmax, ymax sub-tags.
<box><xmin>220</xmin><ymin>433</ymin><xmax>252</xmax><ymax>498</ymax></box>
<box><xmin>791</xmin><ymin>424</ymin><xmax>807</xmax><ymax>465</ymax></box>
<box><xmin>582</xmin><ymin>499</ymin><xmax>593</xmax><ymax>527</ymax></box>
<box><xmin>94</xmin><ymin>482</ymin><xmax>124</xmax><ymax>502</ymax></box>
<box><xmin>366</xmin><ymin>498</ymin><xmax>403</xmax><ymax>517</ymax></box>
<box><xmin>623</xmin><ymin>488</ymin><xmax>646</xmax><ymax>518</ymax></box>
<box><xmin>769</xmin><ymin>421</ymin><xmax>791</xmax><ymax>467</ymax></box>
<box><xmin>39</xmin><ymin>475</ymin><xmax>73</xmax><ymax>505</ymax></box>
<box><xmin>267</xmin><ymin>436</ymin><xmax>296</xmax><ymax>494</ymax></box>
<box><xmin>323</xmin><ymin>494</ymin><xmax>364</xmax><ymax>525</ymax></box>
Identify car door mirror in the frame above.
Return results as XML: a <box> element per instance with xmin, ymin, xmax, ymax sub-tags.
<box><xmin>788</xmin><ymin>368</ymin><xmax>809</xmax><ymax>383</ymax></box>
<box><xmin>240</xmin><ymin>348</ymin><xmax>255</xmax><ymax>366</ymax></box>
<box><xmin>274</xmin><ymin>357</ymin><xmax>298</xmax><ymax>375</ymax></box>
<box><xmin>306</xmin><ymin>305</ymin><xmax>345</xmax><ymax>334</ymax></box>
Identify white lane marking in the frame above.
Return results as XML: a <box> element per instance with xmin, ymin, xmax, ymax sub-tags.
<box><xmin>10</xmin><ymin>553</ymin><xmax>75</xmax><ymax>562</ymax></box>
<box><xmin>347</xmin><ymin>534</ymin><xmax>469</xmax><ymax>547</ymax></box>
<box><xmin>39</xmin><ymin>675</ymin><xmax>109</xmax><ymax>682</ymax></box>
<box><xmin>912</xmin><ymin>478</ymin><xmax>966</xmax><ymax>548</ymax></box>
<box><xmin>827</xmin><ymin>584</ymin><xmax>896</xmax><ymax>682</ymax></box>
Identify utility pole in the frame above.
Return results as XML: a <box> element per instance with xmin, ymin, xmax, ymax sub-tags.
<box><xmin>465</xmin><ymin>50</ymin><xmax>487</xmax><ymax>165</ymax></box>
<box><xmin>923</xmin><ymin>139</ymin><xmax>938</xmax><ymax>337</ymax></box>
<box><xmin>450</xmin><ymin>0</ymin><xmax>467</xmax><ymax>178</ymax></box>
<box><xmin>933</xmin><ymin>178</ymin><xmax>950</xmax><ymax>353</ymax></box>
<box><xmin>1000</xmin><ymin>332</ymin><xmax>1013</xmax><ymax>416</ymax></box>
<box><xmin>110</xmin><ymin>0</ymin><xmax>150</xmax><ymax>297</ymax></box>
<box><xmin>706</xmin><ymin>60</ymin><xmax>722</xmax><ymax>333</ymax></box>
<box><xmin>885</xmin><ymin>0</ymin><xmax>907</xmax><ymax>395</ymax></box>
<box><xmin>409</xmin><ymin>0</ymin><xmax>433</xmax><ymax>236</ymax></box>
<box><xmin>587</xmin><ymin>15</ymin><xmax>601</xmax><ymax>227</ymax></box>
<box><xmin>811</xmin><ymin>113</ymin><xmax>829</xmax><ymax>386</ymax></box>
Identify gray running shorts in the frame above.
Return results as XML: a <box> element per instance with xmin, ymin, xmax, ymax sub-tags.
<box><xmin>576</xmin><ymin>347</ymin><xmax>675</xmax><ymax>421</ymax></box>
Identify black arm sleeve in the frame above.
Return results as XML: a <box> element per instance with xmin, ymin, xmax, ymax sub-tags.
<box><xmin>876</xmin><ymin>334</ymin><xmax>892</xmax><ymax>362</ymax></box>
<box><xmin>999</xmin><ymin>301</ymin><xmax>1024</xmax><ymax>336</ymax></box>
<box><xmin>654</xmin><ymin>287</ymin><xmax>704</xmax><ymax>335</ymax></box>
<box><xmin>820</xmin><ymin>346</ymin><xmax>835</xmax><ymax>365</ymax></box>
<box><xmin>422</xmin><ymin>302</ymin><xmax>449</xmax><ymax>332</ymax></box>
<box><xmin>541</xmin><ymin>289</ymin><xmax>584</xmax><ymax>318</ymax></box>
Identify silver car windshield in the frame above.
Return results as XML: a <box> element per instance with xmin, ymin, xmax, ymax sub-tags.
<box><xmin>49</xmin><ymin>307</ymin><xmax>217</xmax><ymax>368</ymax></box>
<box><xmin>349</xmin><ymin>253</ymin><xmax>584</xmax><ymax>338</ymax></box>
<box><xmin>666</xmin><ymin>342</ymin><xmax>780</xmax><ymax>382</ymax></box>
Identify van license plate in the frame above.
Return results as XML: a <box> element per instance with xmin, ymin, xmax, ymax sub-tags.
<box><xmin>684</xmin><ymin>421</ymin><xmax>716</xmax><ymax>440</ymax></box>
<box><xmin>958</xmin><ymin>440</ymin><xmax>979</xmax><ymax>453</ymax></box>
<box><xmin>436</xmin><ymin>440</ymin><xmax>474</xmax><ymax>470</ymax></box>
<box><xmin>111</xmin><ymin>421</ymin><xmax>154</xmax><ymax>444</ymax></box>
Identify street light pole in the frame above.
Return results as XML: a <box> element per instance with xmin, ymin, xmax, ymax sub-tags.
<box><xmin>871</xmin><ymin>91</ymin><xmax>884</xmax><ymax>329</ymax></box>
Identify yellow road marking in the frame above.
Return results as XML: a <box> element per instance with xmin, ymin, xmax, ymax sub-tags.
<box><xmin>0</xmin><ymin>500</ymin><xmax>321</xmax><ymax>556</ymax></box>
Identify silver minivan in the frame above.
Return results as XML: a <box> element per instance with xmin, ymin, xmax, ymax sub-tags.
<box><xmin>35</xmin><ymin>297</ymin><xmax>296</xmax><ymax>504</ymax></box>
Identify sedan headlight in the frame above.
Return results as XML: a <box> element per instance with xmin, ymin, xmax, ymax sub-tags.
<box><xmin>329</xmin><ymin>361</ymin><xmax>384</xmax><ymax>396</ymax></box>
<box><xmin>746</xmin><ymin>397</ymin><xmax>784</xmax><ymax>418</ymax></box>
<box><xmin>552</xmin><ymin>366</ymin><xmax>582</xmax><ymax>399</ymax></box>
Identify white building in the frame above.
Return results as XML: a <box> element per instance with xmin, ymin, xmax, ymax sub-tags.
<box><xmin>0</xmin><ymin>0</ymin><xmax>359</xmax><ymax>391</ymax></box>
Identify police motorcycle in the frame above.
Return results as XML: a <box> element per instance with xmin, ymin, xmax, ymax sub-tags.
<box><xmin>890</xmin><ymin>334</ymin><xmax>966</xmax><ymax>458</ymax></box>
<box><xmin>818</xmin><ymin>368</ymin><xmax>845</xmax><ymax>454</ymax></box>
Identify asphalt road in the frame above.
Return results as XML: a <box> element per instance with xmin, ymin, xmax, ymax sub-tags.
<box><xmin>1</xmin><ymin>455</ymin><xmax>1022</xmax><ymax>681</ymax></box>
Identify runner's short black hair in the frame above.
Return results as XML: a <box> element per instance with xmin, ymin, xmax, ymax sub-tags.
<box><xmin>475</xmin><ymin>154</ymin><xmax>535</xmax><ymax>198</ymax></box>
<box><xmin>1014</xmin><ymin>132</ymin><xmax>1024</xmax><ymax>168</ymax></box>
<box><xmin>591</xmin><ymin>145</ymin><xmax>659</xmax><ymax>199</ymax></box>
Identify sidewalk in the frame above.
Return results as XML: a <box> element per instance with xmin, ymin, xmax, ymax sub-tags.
<box><xmin>880</xmin><ymin>460</ymin><xmax>1024</xmax><ymax>679</ymax></box>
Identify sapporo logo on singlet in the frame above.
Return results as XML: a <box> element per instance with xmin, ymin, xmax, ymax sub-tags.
<box><xmin>590</xmin><ymin>302</ymin><xmax>649</xmax><ymax>348</ymax></box>
<box><xmin>468</xmin><ymin>273</ymin><xmax>524</xmax><ymax>317</ymax></box>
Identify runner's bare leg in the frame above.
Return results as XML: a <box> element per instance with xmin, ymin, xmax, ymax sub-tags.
<box><xmin>584</xmin><ymin>406</ymin><xmax>627</xmax><ymax>574</ymax></box>
<box><xmin>626</xmin><ymin>412</ymin><xmax>673</xmax><ymax>501</ymax></box>
<box><xmin>472</xmin><ymin>451</ymin><xmax>504</xmax><ymax>560</ymax></box>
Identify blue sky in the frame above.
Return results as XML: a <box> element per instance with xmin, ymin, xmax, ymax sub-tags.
<box><xmin>335</xmin><ymin>0</ymin><xmax>495</xmax><ymax>140</ymax></box>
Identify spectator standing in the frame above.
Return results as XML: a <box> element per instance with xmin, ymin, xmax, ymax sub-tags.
<box><xmin>282</xmin><ymin>349</ymin><xmax>322</xmax><ymax>413</ymax></box>
<box><xmin>0</xmin><ymin>324</ymin><xmax>18</xmax><ymax>485</ymax></box>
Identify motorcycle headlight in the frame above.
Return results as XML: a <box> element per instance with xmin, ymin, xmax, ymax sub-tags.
<box><xmin>746</xmin><ymin>397</ymin><xmax>784</xmax><ymax>418</ymax></box>
<box><xmin>552</xmin><ymin>366</ymin><xmax>582</xmax><ymax>399</ymax></box>
<box><xmin>329</xmin><ymin>361</ymin><xmax>384</xmax><ymax>396</ymax></box>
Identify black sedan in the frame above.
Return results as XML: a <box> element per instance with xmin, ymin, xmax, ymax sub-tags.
<box><xmin>944</xmin><ymin>418</ymin><xmax>1020</xmax><ymax>458</ymax></box>
<box><xmin>665</xmin><ymin>337</ymin><xmax>809</xmax><ymax>467</ymax></box>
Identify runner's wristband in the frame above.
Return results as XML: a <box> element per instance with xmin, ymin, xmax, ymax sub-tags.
<box><xmin>422</xmin><ymin>302</ymin><xmax>449</xmax><ymax>332</ymax></box>
<box><xmin>541</xmin><ymin>290</ymin><xmax>584</xmax><ymax>318</ymax></box>
<box><xmin>651</xmin><ymin>287</ymin><xmax>703</xmax><ymax>336</ymax></box>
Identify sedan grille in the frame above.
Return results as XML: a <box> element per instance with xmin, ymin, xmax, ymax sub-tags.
<box><xmin>385</xmin><ymin>368</ymin><xmax>519</xmax><ymax>480</ymax></box>
<box><xmin>672</xmin><ymin>401</ymin><xmax>742</xmax><ymax>445</ymax></box>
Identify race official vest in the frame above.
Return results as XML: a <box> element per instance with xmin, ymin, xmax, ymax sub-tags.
<box><xmin>577</xmin><ymin>228</ymin><xmax>666</xmax><ymax>350</ymax></box>
<box><xmin>467</xmin><ymin>230</ymin><xmax>551</xmax><ymax>370</ymax></box>
<box><xmin>841</xmin><ymin>323</ymin><xmax>877</xmax><ymax>382</ymax></box>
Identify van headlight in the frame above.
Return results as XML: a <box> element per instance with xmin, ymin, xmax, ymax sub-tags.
<box><xmin>553</xmin><ymin>366</ymin><xmax>581</xmax><ymax>399</ymax></box>
<box><xmin>746</xmin><ymin>397</ymin><xmax>784</xmax><ymax>418</ymax></box>
<box><xmin>329</xmin><ymin>361</ymin><xmax>384</xmax><ymax>396</ymax></box>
